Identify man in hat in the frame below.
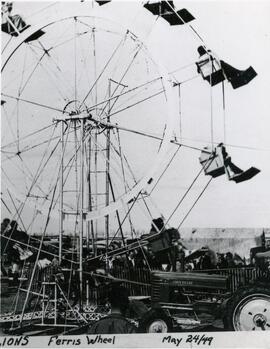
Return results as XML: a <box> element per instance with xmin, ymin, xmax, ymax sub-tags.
<box><xmin>87</xmin><ymin>284</ymin><xmax>136</xmax><ymax>334</ymax></box>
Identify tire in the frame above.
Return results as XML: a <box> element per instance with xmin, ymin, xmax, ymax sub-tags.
<box><xmin>138</xmin><ymin>308</ymin><xmax>173</xmax><ymax>333</ymax></box>
<box><xmin>224</xmin><ymin>285</ymin><xmax>270</xmax><ymax>331</ymax></box>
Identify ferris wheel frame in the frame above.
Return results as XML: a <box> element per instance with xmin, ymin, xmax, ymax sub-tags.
<box><xmin>1</xmin><ymin>10</ymin><xmax>177</xmax><ymax>222</ymax></box>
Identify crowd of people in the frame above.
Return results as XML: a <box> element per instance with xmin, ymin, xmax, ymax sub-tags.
<box><xmin>1</xmin><ymin>216</ymin><xmax>270</xmax><ymax>334</ymax></box>
<box><xmin>1</xmin><ymin>218</ymin><xmax>32</xmax><ymax>276</ymax></box>
<box><xmin>0</xmin><ymin>217</ymin><xmax>257</xmax><ymax>281</ymax></box>
<box><xmin>186</xmin><ymin>250</ymin><xmax>247</xmax><ymax>271</ymax></box>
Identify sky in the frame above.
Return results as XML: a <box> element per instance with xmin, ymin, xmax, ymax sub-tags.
<box><xmin>1</xmin><ymin>0</ymin><xmax>270</xmax><ymax>235</ymax></box>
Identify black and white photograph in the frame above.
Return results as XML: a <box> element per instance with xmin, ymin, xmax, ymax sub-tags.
<box><xmin>1</xmin><ymin>1</ymin><xmax>270</xmax><ymax>347</ymax></box>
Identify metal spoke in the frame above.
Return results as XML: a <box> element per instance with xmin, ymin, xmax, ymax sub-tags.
<box><xmin>2</xmin><ymin>93</ymin><xmax>67</xmax><ymax>114</ymax></box>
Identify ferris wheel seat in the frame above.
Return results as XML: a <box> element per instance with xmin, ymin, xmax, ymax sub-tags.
<box><xmin>95</xmin><ymin>0</ymin><xmax>111</xmax><ymax>6</ymax></box>
<box><xmin>1</xmin><ymin>14</ymin><xmax>27</xmax><ymax>35</ymax></box>
<box><xmin>24</xmin><ymin>29</ymin><xmax>45</xmax><ymax>43</ymax></box>
<box><xmin>227</xmin><ymin>167</ymin><xmax>260</xmax><ymax>183</ymax></box>
<box><xmin>144</xmin><ymin>2</ymin><xmax>161</xmax><ymax>15</ymax></box>
<box><xmin>204</xmin><ymin>69</ymin><xmax>226</xmax><ymax>86</ymax></box>
<box><xmin>144</xmin><ymin>1</ymin><xmax>175</xmax><ymax>16</ymax></box>
<box><xmin>200</xmin><ymin>144</ymin><xmax>261</xmax><ymax>183</ymax></box>
<box><xmin>196</xmin><ymin>59</ymin><xmax>225</xmax><ymax>86</ymax></box>
<box><xmin>196</xmin><ymin>51</ymin><xmax>225</xmax><ymax>86</ymax></box>
<box><xmin>161</xmin><ymin>8</ymin><xmax>195</xmax><ymax>25</ymax></box>
<box><xmin>220</xmin><ymin>61</ymin><xmax>257</xmax><ymax>89</ymax></box>
<box><xmin>229</xmin><ymin>67</ymin><xmax>257</xmax><ymax>89</ymax></box>
<box><xmin>199</xmin><ymin>147</ymin><xmax>225</xmax><ymax>178</ymax></box>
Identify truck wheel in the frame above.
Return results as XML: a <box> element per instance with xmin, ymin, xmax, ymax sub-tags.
<box><xmin>225</xmin><ymin>285</ymin><xmax>270</xmax><ymax>331</ymax></box>
<box><xmin>138</xmin><ymin>308</ymin><xmax>173</xmax><ymax>333</ymax></box>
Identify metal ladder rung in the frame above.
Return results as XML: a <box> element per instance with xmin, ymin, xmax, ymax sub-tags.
<box><xmin>89</xmin><ymin>170</ymin><xmax>106</xmax><ymax>173</ymax></box>
<box><xmin>63</xmin><ymin>190</ymin><xmax>80</xmax><ymax>193</ymax></box>
<box><xmin>89</xmin><ymin>148</ymin><xmax>107</xmax><ymax>152</ymax></box>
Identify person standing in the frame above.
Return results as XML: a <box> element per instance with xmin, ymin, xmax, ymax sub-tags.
<box><xmin>87</xmin><ymin>284</ymin><xmax>136</xmax><ymax>334</ymax></box>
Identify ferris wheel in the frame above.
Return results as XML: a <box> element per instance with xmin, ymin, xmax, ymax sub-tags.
<box><xmin>1</xmin><ymin>5</ymin><xmax>177</xmax><ymax>240</ymax></box>
<box><xmin>1</xmin><ymin>2</ymin><xmax>266</xmax><ymax>334</ymax></box>
<box><xmin>1</xmin><ymin>1</ymin><xmax>259</xmax><ymax>239</ymax></box>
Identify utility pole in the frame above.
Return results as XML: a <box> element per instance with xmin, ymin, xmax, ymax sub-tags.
<box><xmin>59</xmin><ymin>121</ymin><xmax>64</xmax><ymax>262</ymax></box>
<box><xmin>105</xmin><ymin>80</ymin><xmax>111</xmax><ymax>271</ymax></box>
<box><xmin>79</xmin><ymin>119</ymin><xmax>84</xmax><ymax>307</ymax></box>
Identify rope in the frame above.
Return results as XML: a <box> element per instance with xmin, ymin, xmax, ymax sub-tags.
<box><xmin>164</xmin><ymin>166</ymin><xmax>206</xmax><ymax>228</ymax></box>
<box><xmin>76</xmin><ymin>30</ymin><xmax>95</xmax><ymax>106</ymax></box>
<box><xmin>1</xmin><ymin>104</ymin><xmax>18</xmax><ymax>149</ymax></box>
<box><xmin>83</xmin><ymin>270</ymin><xmax>151</xmax><ymax>287</ymax></box>
<box><xmin>222</xmin><ymin>81</ymin><xmax>226</xmax><ymax>144</ymax></box>
<box><xmin>143</xmin><ymin>194</ymin><xmax>166</xmax><ymax>225</ymax></box>
<box><xmin>1</xmin><ymin>197</ymin><xmax>12</xmax><ymax>214</ymax></box>
<box><xmin>26</xmin><ymin>198</ymin><xmax>40</xmax><ymax>233</ymax></box>
<box><xmin>107</xmin><ymin>190</ymin><xmax>142</xmax><ymax>248</ymax></box>
<box><xmin>50</xmin><ymin>27</ymin><xmax>91</xmax><ymax>52</ymax></box>
<box><xmin>2</xmin><ymin>124</ymin><xmax>53</xmax><ymax>150</ymax></box>
<box><xmin>29</xmin><ymin>43</ymin><xmax>72</xmax><ymax>103</ymax></box>
<box><xmin>178</xmin><ymin>84</ymin><xmax>182</xmax><ymax>140</ymax></box>
<box><xmin>27</xmin><ymin>124</ymin><xmax>59</xmax><ymax>195</ymax></box>
<box><xmin>177</xmin><ymin>177</ymin><xmax>213</xmax><ymax>229</ymax></box>
<box><xmin>84</xmin><ymin>77</ymin><xmax>162</xmax><ymax>113</ymax></box>
<box><xmin>164</xmin><ymin>1</ymin><xmax>208</xmax><ymax>46</ymax></box>
<box><xmin>172</xmin><ymin>75</ymin><xmax>200</xmax><ymax>87</ymax></box>
<box><xmin>74</xmin><ymin>17</ymin><xmax>78</xmax><ymax>108</ymax></box>
<box><xmin>1</xmin><ymin>35</ymin><xmax>13</xmax><ymax>54</ymax></box>
<box><xmin>135</xmin><ymin>195</ymin><xmax>153</xmax><ymax>271</ymax></box>
<box><xmin>107</xmin><ymin>89</ymin><xmax>164</xmax><ymax>119</ymax></box>
<box><xmin>19</xmin><ymin>179</ymin><xmax>58</xmax><ymax>325</ymax></box>
<box><xmin>85</xmin><ymin>161</ymin><xmax>211</xmax><ymax>264</ymax></box>
<box><xmin>80</xmin><ymin>33</ymin><xmax>127</xmax><ymax>107</ymax></box>
<box><xmin>149</xmin><ymin>145</ymin><xmax>181</xmax><ymax>195</ymax></box>
<box><xmin>1</xmin><ymin>194</ymin><xmax>21</xmax><ymax>249</ymax></box>
<box><xmin>116</xmin><ymin>129</ymin><xmax>135</xmax><ymax>237</ymax></box>
<box><xmin>1</xmin><ymin>192</ymin><xmax>28</xmax><ymax>256</ymax></box>
<box><xmin>157</xmin><ymin>153</ymin><xmax>215</xmax><ymax>232</ymax></box>
<box><xmin>170</xmin><ymin>138</ymin><xmax>205</xmax><ymax>152</ymax></box>
<box><xmin>1</xmin><ymin>93</ymin><xmax>66</xmax><ymax>114</ymax></box>
<box><xmin>95</xmin><ymin>13</ymin><xmax>163</xmax><ymax>120</ymax></box>
<box><xmin>84</xmin><ymin>154</ymin><xmax>215</xmax><ymax>264</ymax></box>
<box><xmin>97</xmin><ymin>37</ymin><xmax>144</xmax><ymax>118</ymax></box>
<box><xmin>7</xmin><ymin>189</ymin><xmax>27</xmax><ymax>232</ymax></box>
<box><xmin>104</xmin><ymin>83</ymin><xmax>127</xmax><ymax>118</ymax></box>
<box><xmin>210</xmin><ymin>61</ymin><xmax>214</xmax><ymax>150</ymax></box>
<box><xmin>23</xmin><ymin>2</ymin><xmax>57</xmax><ymax>21</ymax></box>
<box><xmin>93</xmin><ymin>25</ymin><xmax>98</xmax><ymax>241</ymax></box>
<box><xmin>1</xmin><ymin>170</ymin><xmax>31</xmax><ymax>234</ymax></box>
<box><xmin>18</xmin><ymin>51</ymin><xmax>47</xmax><ymax>97</ymax></box>
<box><xmin>169</xmin><ymin>61</ymin><xmax>197</xmax><ymax>75</ymax></box>
<box><xmin>52</xmin><ymin>122</ymin><xmax>80</xmax><ymax>210</ymax></box>
<box><xmin>2</xmin><ymin>136</ymin><xmax>61</xmax><ymax>163</ymax></box>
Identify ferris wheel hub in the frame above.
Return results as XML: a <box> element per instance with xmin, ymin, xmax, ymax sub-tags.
<box><xmin>62</xmin><ymin>99</ymin><xmax>89</xmax><ymax>118</ymax></box>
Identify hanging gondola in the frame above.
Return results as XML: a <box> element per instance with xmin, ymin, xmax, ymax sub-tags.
<box><xmin>199</xmin><ymin>143</ymin><xmax>260</xmax><ymax>183</ymax></box>
<box><xmin>1</xmin><ymin>2</ymin><xmax>45</xmax><ymax>42</ymax></box>
<box><xmin>196</xmin><ymin>45</ymin><xmax>257</xmax><ymax>89</ymax></box>
<box><xmin>144</xmin><ymin>1</ymin><xmax>195</xmax><ymax>25</ymax></box>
